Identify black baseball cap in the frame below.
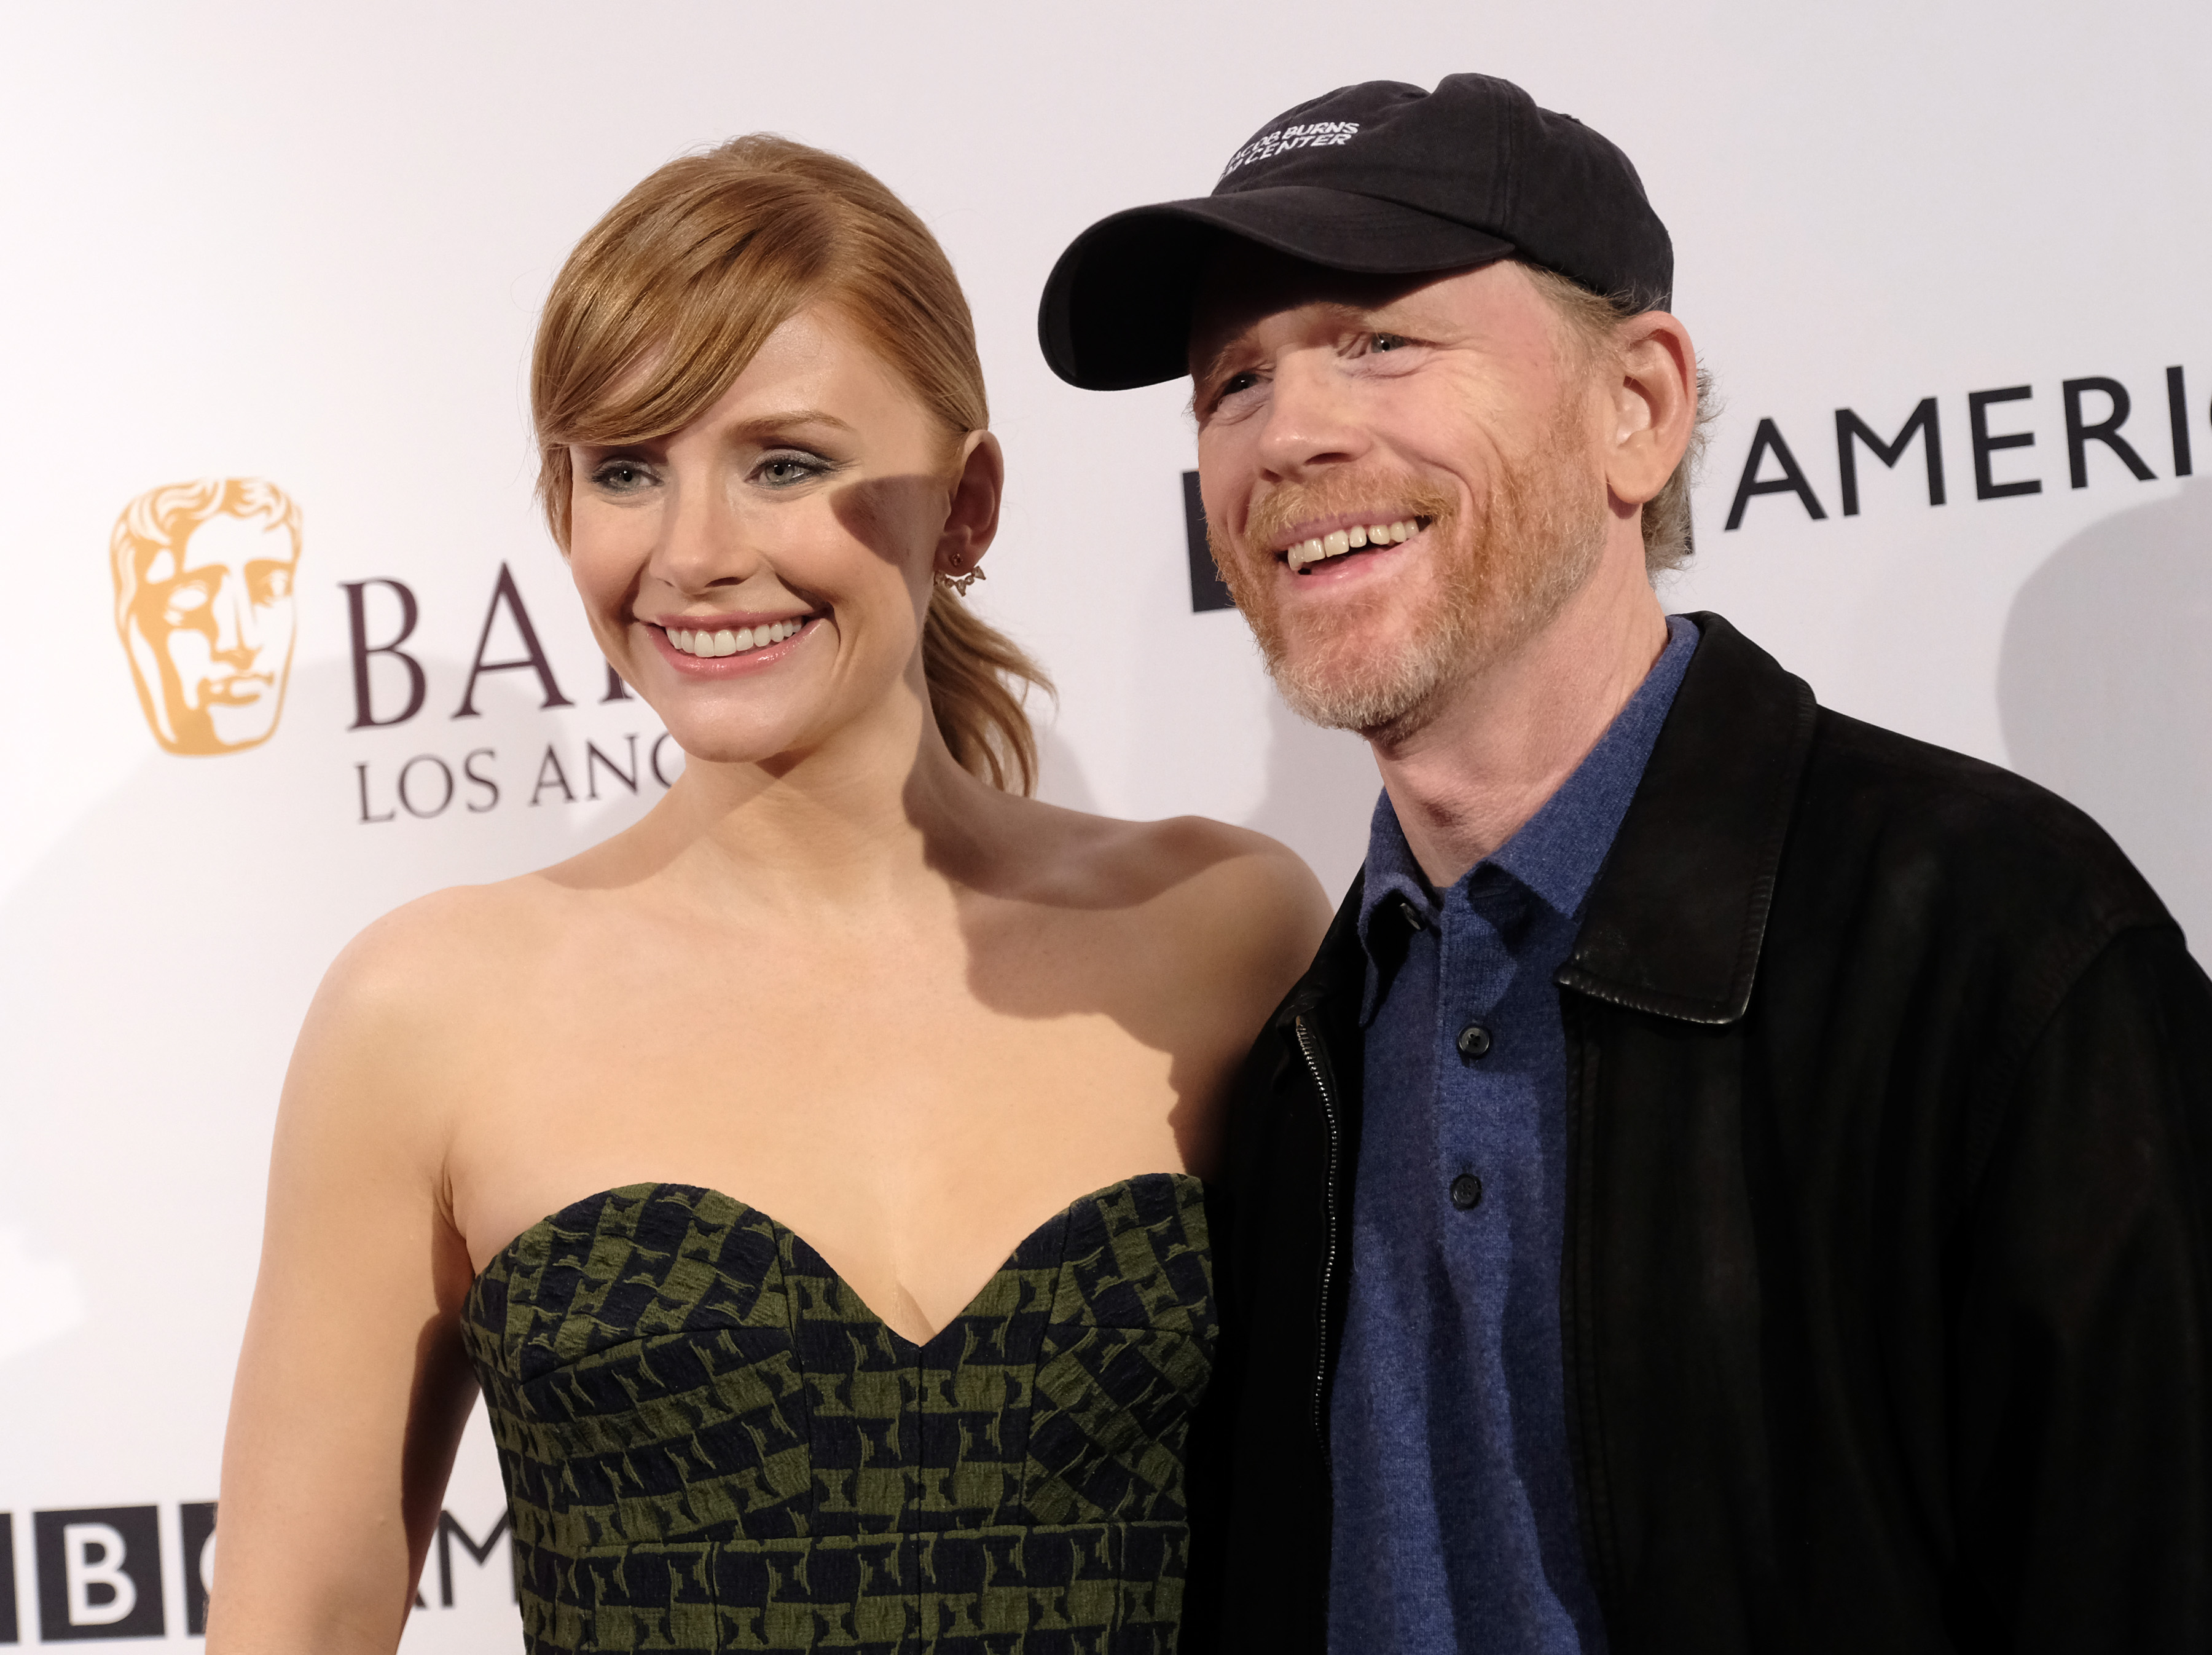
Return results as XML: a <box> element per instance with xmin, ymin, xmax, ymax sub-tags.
<box><xmin>1038</xmin><ymin>73</ymin><xmax>1673</xmax><ymax>391</ymax></box>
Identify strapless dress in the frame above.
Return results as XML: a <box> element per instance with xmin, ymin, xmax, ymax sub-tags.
<box><xmin>461</xmin><ymin>1174</ymin><xmax>1215</xmax><ymax>1653</ymax></box>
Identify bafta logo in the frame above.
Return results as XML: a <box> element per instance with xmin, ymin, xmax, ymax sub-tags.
<box><xmin>111</xmin><ymin>479</ymin><xmax>302</xmax><ymax>756</ymax></box>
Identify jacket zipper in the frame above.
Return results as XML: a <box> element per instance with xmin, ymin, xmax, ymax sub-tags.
<box><xmin>1292</xmin><ymin>1012</ymin><xmax>1341</xmax><ymax>1454</ymax></box>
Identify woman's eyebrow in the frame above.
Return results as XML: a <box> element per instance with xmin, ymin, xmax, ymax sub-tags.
<box><xmin>727</xmin><ymin>408</ymin><xmax>857</xmax><ymax>438</ymax></box>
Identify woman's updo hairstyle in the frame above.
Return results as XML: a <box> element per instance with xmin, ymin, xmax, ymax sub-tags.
<box><xmin>532</xmin><ymin>135</ymin><xmax>1049</xmax><ymax>793</ymax></box>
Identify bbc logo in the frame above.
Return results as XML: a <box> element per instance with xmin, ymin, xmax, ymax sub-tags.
<box><xmin>0</xmin><ymin>1504</ymin><xmax>505</xmax><ymax>1641</ymax></box>
<box><xmin>0</xmin><ymin>1504</ymin><xmax>214</xmax><ymax>1642</ymax></box>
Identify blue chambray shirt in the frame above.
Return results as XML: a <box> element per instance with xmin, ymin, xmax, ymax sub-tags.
<box><xmin>1327</xmin><ymin>615</ymin><xmax>1698</xmax><ymax>1654</ymax></box>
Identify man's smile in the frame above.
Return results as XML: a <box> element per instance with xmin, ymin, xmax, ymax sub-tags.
<box><xmin>1273</xmin><ymin>514</ymin><xmax>1430</xmax><ymax>573</ymax></box>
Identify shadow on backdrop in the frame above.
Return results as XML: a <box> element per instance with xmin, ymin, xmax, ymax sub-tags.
<box><xmin>1031</xmin><ymin>725</ymin><xmax>1100</xmax><ymax>815</ymax></box>
<box><xmin>1241</xmin><ymin>692</ymin><xmax>1378</xmax><ymax>900</ymax></box>
<box><xmin>1998</xmin><ymin>476</ymin><xmax>2212</xmax><ymax>948</ymax></box>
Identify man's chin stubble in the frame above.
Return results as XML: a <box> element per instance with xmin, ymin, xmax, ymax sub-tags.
<box><xmin>1223</xmin><ymin>470</ymin><xmax>1608</xmax><ymax>745</ymax></box>
<box><xmin>1263</xmin><ymin>600</ymin><xmax>1470</xmax><ymax>744</ymax></box>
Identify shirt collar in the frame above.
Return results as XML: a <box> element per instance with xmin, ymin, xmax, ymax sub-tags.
<box><xmin>1355</xmin><ymin>615</ymin><xmax>1701</xmax><ymax>1018</ymax></box>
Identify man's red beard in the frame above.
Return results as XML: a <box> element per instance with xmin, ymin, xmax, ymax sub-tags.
<box><xmin>1213</xmin><ymin>404</ymin><xmax>1609</xmax><ymax>744</ymax></box>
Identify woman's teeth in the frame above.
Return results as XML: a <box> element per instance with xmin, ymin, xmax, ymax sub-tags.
<box><xmin>667</xmin><ymin>618</ymin><xmax>804</xmax><ymax>658</ymax></box>
<box><xmin>1285</xmin><ymin>517</ymin><xmax>1419</xmax><ymax>573</ymax></box>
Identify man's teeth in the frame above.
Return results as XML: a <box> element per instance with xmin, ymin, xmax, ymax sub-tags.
<box><xmin>1285</xmin><ymin>517</ymin><xmax>1419</xmax><ymax>572</ymax></box>
<box><xmin>667</xmin><ymin>618</ymin><xmax>804</xmax><ymax>658</ymax></box>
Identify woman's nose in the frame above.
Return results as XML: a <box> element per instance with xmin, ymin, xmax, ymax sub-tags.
<box><xmin>653</xmin><ymin>478</ymin><xmax>759</xmax><ymax>592</ymax></box>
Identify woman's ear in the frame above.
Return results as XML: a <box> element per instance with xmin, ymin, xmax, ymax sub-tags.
<box><xmin>935</xmin><ymin>430</ymin><xmax>1004</xmax><ymax>578</ymax></box>
<box><xmin>1604</xmin><ymin>312</ymin><xmax>1697</xmax><ymax>509</ymax></box>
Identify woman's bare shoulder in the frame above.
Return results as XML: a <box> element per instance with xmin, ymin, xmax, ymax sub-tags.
<box><xmin>302</xmin><ymin>870</ymin><xmax>585</xmax><ymax>1060</ymax></box>
<box><xmin>1006</xmin><ymin>798</ymin><xmax>1337</xmax><ymax>965</ymax></box>
<box><xmin>1138</xmin><ymin>814</ymin><xmax>1335</xmax><ymax>958</ymax></box>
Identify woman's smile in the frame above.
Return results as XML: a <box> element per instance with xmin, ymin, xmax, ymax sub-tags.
<box><xmin>649</xmin><ymin>613</ymin><xmax>819</xmax><ymax>673</ymax></box>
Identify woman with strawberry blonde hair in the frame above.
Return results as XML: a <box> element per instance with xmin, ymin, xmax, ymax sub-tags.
<box><xmin>207</xmin><ymin>135</ymin><xmax>1327</xmax><ymax>1654</ymax></box>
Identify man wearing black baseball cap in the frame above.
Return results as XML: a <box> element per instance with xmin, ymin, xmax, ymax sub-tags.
<box><xmin>1043</xmin><ymin>74</ymin><xmax>2212</xmax><ymax>1653</ymax></box>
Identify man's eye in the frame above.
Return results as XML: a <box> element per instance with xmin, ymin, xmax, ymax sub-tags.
<box><xmin>591</xmin><ymin>460</ymin><xmax>654</xmax><ymax>492</ymax></box>
<box><xmin>1205</xmin><ymin>369</ymin><xmax>1261</xmax><ymax>414</ymax></box>
<box><xmin>1371</xmin><ymin>333</ymin><xmax>1410</xmax><ymax>352</ymax></box>
<box><xmin>167</xmin><ymin>580</ymin><xmax>214</xmax><ymax>614</ymax></box>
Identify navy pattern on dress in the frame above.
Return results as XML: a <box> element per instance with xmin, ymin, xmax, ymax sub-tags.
<box><xmin>462</xmin><ymin>1175</ymin><xmax>1215</xmax><ymax>1653</ymax></box>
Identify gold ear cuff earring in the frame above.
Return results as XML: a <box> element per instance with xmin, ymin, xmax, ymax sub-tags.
<box><xmin>935</xmin><ymin>560</ymin><xmax>986</xmax><ymax>597</ymax></box>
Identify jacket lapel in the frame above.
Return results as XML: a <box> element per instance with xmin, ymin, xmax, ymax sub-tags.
<box><xmin>1555</xmin><ymin>611</ymin><xmax>1818</xmax><ymax>1026</ymax></box>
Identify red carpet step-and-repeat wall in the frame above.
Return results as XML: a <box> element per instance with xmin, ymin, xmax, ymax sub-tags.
<box><xmin>2</xmin><ymin>3</ymin><xmax>2207</xmax><ymax>1645</ymax></box>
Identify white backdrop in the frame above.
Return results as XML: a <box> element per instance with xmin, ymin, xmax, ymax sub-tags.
<box><xmin>2</xmin><ymin>2</ymin><xmax>2208</xmax><ymax>1645</ymax></box>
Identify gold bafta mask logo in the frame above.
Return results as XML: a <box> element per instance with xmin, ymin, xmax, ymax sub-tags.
<box><xmin>111</xmin><ymin>479</ymin><xmax>302</xmax><ymax>755</ymax></box>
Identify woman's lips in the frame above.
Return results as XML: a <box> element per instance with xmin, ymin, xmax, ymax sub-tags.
<box><xmin>646</xmin><ymin>616</ymin><xmax>817</xmax><ymax>673</ymax></box>
<box><xmin>662</xmin><ymin>616</ymin><xmax>807</xmax><ymax>658</ymax></box>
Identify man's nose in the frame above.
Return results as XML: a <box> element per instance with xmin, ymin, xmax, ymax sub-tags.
<box><xmin>210</xmin><ymin>575</ymin><xmax>259</xmax><ymax>665</ymax></box>
<box><xmin>1254</xmin><ymin>352</ymin><xmax>1372</xmax><ymax>479</ymax></box>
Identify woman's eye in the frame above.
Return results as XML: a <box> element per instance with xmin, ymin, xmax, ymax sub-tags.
<box><xmin>592</xmin><ymin>460</ymin><xmax>654</xmax><ymax>492</ymax></box>
<box><xmin>756</xmin><ymin>453</ymin><xmax>825</xmax><ymax>487</ymax></box>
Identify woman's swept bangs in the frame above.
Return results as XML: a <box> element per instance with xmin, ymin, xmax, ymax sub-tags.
<box><xmin>533</xmin><ymin>168</ymin><xmax>841</xmax><ymax>542</ymax></box>
<box><xmin>529</xmin><ymin>135</ymin><xmax>1048</xmax><ymax>794</ymax></box>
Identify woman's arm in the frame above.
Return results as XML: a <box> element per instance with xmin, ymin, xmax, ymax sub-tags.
<box><xmin>207</xmin><ymin>914</ymin><xmax>481</xmax><ymax>1654</ymax></box>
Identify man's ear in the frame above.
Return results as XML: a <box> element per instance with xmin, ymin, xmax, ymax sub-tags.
<box><xmin>1604</xmin><ymin>312</ymin><xmax>1697</xmax><ymax>508</ymax></box>
<box><xmin>935</xmin><ymin>430</ymin><xmax>1004</xmax><ymax>576</ymax></box>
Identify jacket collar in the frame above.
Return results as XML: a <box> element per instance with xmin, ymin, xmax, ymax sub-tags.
<box><xmin>1555</xmin><ymin>611</ymin><xmax>1817</xmax><ymax>1025</ymax></box>
<box><xmin>1279</xmin><ymin>867</ymin><xmax>1369</xmax><ymax>1032</ymax></box>
<box><xmin>1278</xmin><ymin>611</ymin><xmax>1817</xmax><ymax>1036</ymax></box>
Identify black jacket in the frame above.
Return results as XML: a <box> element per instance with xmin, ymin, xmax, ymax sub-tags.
<box><xmin>1196</xmin><ymin>613</ymin><xmax>2212</xmax><ymax>1653</ymax></box>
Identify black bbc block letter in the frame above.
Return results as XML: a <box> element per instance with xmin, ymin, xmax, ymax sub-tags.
<box><xmin>1183</xmin><ymin>471</ymin><xmax>1235</xmax><ymax>613</ymax></box>
<box><xmin>33</xmin><ymin>1507</ymin><xmax>164</xmax><ymax>1641</ymax></box>
<box><xmin>180</xmin><ymin>1503</ymin><xmax>216</xmax><ymax>1637</ymax></box>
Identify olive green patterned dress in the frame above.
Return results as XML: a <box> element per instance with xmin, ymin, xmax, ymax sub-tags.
<box><xmin>461</xmin><ymin>1174</ymin><xmax>1216</xmax><ymax>1654</ymax></box>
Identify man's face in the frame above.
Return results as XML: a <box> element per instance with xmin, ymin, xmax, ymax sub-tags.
<box><xmin>1190</xmin><ymin>249</ymin><xmax>1611</xmax><ymax>742</ymax></box>
<box><xmin>129</xmin><ymin>513</ymin><xmax>299</xmax><ymax>752</ymax></box>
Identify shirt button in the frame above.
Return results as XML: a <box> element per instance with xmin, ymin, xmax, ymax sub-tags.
<box><xmin>1450</xmin><ymin>1173</ymin><xmax>1484</xmax><ymax>1210</ymax></box>
<box><xmin>1455</xmin><ymin>1021</ymin><xmax>1493</xmax><ymax>1059</ymax></box>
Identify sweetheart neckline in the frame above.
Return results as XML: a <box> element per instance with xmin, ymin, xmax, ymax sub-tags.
<box><xmin>468</xmin><ymin>1172</ymin><xmax>1206</xmax><ymax>1353</ymax></box>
